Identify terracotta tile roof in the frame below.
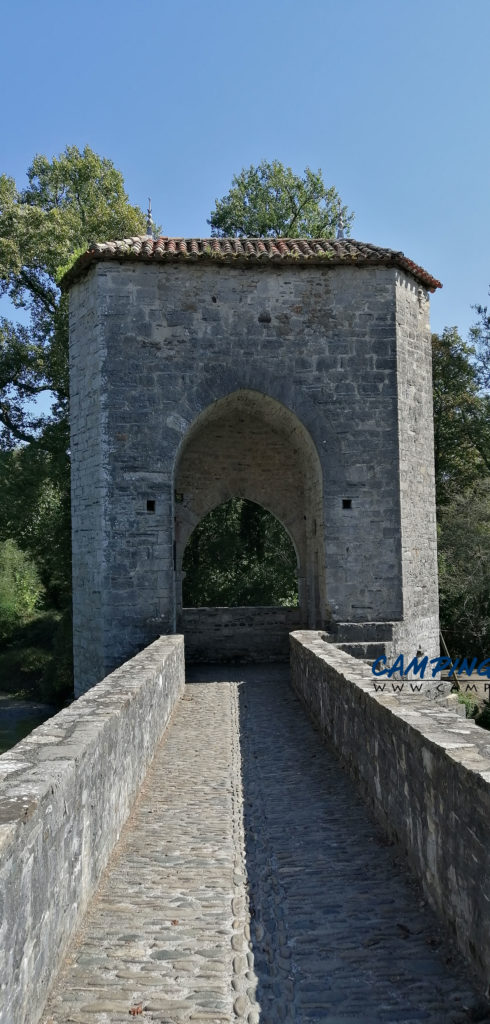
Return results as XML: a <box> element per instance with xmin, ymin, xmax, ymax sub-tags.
<box><xmin>60</xmin><ymin>236</ymin><xmax>442</xmax><ymax>292</ymax></box>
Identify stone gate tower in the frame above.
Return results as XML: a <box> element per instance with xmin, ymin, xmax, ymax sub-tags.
<box><xmin>62</xmin><ymin>236</ymin><xmax>442</xmax><ymax>695</ymax></box>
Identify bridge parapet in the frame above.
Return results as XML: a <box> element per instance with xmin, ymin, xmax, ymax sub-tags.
<box><xmin>0</xmin><ymin>635</ymin><xmax>185</xmax><ymax>1024</ymax></box>
<box><xmin>290</xmin><ymin>631</ymin><xmax>490</xmax><ymax>988</ymax></box>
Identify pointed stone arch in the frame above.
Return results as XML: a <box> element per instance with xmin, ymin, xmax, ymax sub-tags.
<box><xmin>174</xmin><ymin>389</ymin><xmax>327</xmax><ymax>632</ymax></box>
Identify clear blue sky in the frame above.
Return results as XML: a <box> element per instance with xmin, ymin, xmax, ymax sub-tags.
<box><xmin>2</xmin><ymin>0</ymin><xmax>489</xmax><ymax>339</ymax></box>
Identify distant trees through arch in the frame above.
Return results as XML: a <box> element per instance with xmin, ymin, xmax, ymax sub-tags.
<box><xmin>182</xmin><ymin>498</ymin><xmax>298</xmax><ymax>608</ymax></box>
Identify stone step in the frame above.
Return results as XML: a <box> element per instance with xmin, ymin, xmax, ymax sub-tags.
<box><xmin>327</xmin><ymin>621</ymin><xmax>395</xmax><ymax>643</ymax></box>
<box><xmin>337</xmin><ymin>641</ymin><xmax>387</xmax><ymax>661</ymax></box>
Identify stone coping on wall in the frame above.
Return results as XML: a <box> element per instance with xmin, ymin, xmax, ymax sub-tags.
<box><xmin>0</xmin><ymin>635</ymin><xmax>185</xmax><ymax>1024</ymax></box>
<box><xmin>289</xmin><ymin>630</ymin><xmax>490</xmax><ymax>988</ymax></box>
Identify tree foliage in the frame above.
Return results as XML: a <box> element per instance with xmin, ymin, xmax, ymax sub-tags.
<box><xmin>183</xmin><ymin>499</ymin><xmax>298</xmax><ymax>607</ymax></box>
<box><xmin>438</xmin><ymin>478</ymin><xmax>490</xmax><ymax>659</ymax></box>
<box><xmin>433</xmin><ymin>322</ymin><xmax>490</xmax><ymax>661</ymax></box>
<box><xmin>469</xmin><ymin>297</ymin><xmax>490</xmax><ymax>392</ymax></box>
<box><xmin>0</xmin><ymin>444</ymin><xmax>70</xmax><ymax>606</ymax></box>
<box><xmin>0</xmin><ymin>145</ymin><xmax>146</xmax><ymax>450</ymax></box>
<box><xmin>432</xmin><ymin>327</ymin><xmax>490</xmax><ymax>506</ymax></box>
<box><xmin>208</xmin><ymin>160</ymin><xmax>353</xmax><ymax>238</ymax></box>
<box><xmin>0</xmin><ymin>539</ymin><xmax>43</xmax><ymax>638</ymax></box>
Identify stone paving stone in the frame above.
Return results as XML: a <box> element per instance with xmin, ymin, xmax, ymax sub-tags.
<box><xmin>41</xmin><ymin>666</ymin><xmax>487</xmax><ymax>1024</ymax></box>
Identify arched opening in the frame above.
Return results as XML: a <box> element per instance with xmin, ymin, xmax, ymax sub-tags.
<box><xmin>174</xmin><ymin>389</ymin><xmax>327</xmax><ymax>661</ymax></box>
<box><xmin>182</xmin><ymin>498</ymin><xmax>298</xmax><ymax>608</ymax></box>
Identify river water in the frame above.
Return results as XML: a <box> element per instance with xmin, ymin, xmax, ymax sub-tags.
<box><xmin>0</xmin><ymin>695</ymin><xmax>59</xmax><ymax>755</ymax></box>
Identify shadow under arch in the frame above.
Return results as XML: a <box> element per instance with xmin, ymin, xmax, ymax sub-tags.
<box><xmin>173</xmin><ymin>389</ymin><xmax>327</xmax><ymax>653</ymax></box>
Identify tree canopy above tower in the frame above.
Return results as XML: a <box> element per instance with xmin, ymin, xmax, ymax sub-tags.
<box><xmin>208</xmin><ymin>160</ymin><xmax>353</xmax><ymax>239</ymax></box>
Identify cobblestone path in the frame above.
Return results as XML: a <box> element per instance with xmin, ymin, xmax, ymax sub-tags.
<box><xmin>42</xmin><ymin>666</ymin><xmax>485</xmax><ymax>1024</ymax></box>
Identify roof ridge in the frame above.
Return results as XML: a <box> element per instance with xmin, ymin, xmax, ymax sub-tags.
<box><xmin>60</xmin><ymin>236</ymin><xmax>441</xmax><ymax>292</ymax></box>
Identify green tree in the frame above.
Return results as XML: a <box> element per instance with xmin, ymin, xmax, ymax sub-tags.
<box><xmin>183</xmin><ymin>499</ymin><xmax>298</xmax><ymax>607</ymax></box>
<box><xmin>432</xmin><ymin>328</ymin><xmax>490</xmax><ymax>506</ymax></box>
<box><xmin>208</xmin><ymin>160</ymin><xmax>352</xmax><ymax>238</ymax></box>
<box><xmin>469</xmin><ymin>295</ymin><xmax>490</xmax><ymax>391</ymax></box>
<box><xmin>0</xmin><ymin>445</ymin><xmax>70</xmax><ymax>606</ymax></box>
<box><xmin>0</xmin><ymin>539</ymin><xmax>43</xmax><ymax>638</ymax></box>
<box><xmin>0</xmin><ymin>145</ymin><xmax>146</xmax><ymax>451</ymax></box>
<box><xmin>438</xmin><ymin>478</ymin><xmax>490</xmax><ymax>659</ymax></box>
<box><xmin>433</xmin><ymin>321</ymin><xmax>490</xmax><ymax>662</ymax></box>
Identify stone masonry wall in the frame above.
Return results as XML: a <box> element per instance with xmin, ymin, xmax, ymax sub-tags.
<box><xmin>180</xmin><ymin>606</ymin><xmax>302</xmax><ymax>662</ymax></box>
<box><xmin>0</xmin><ymin>635</ymin><xmax>185</xmax><ymax>1024</ymax></box>
<box><xmin>70</xmin><ymin>261</ymin><xmax>420</xmax><ymax>691</ymax></box>
<box><xmin>393</xmin><ymin>273</ymin><xmax>440</xmax><ymax>658</ymax></box>
<box><xmin>290</xmin><ymin>631</ymin><xmax>490</xmax><ymax>985</ymax></box>
<box><xmin>69</xmin><ymin>272</ymin><xmax>108</xmax><ymax>692</ymax></box>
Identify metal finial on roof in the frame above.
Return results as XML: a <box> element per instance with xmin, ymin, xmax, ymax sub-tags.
<box><xmin>336</xmin><ymin>202</ymin><xmax>345</xmax><ymax>240</ymax></box>
<box><xmin>146</xmin><ymin>198</ymin><xmax>153</xmax><ymax>237</ymax></box>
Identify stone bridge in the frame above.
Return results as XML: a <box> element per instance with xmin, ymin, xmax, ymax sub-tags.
<box><xmin>1</xmin><ymin>634</ymin><xmax>490</xmax><ymax>1024</ymax></box>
